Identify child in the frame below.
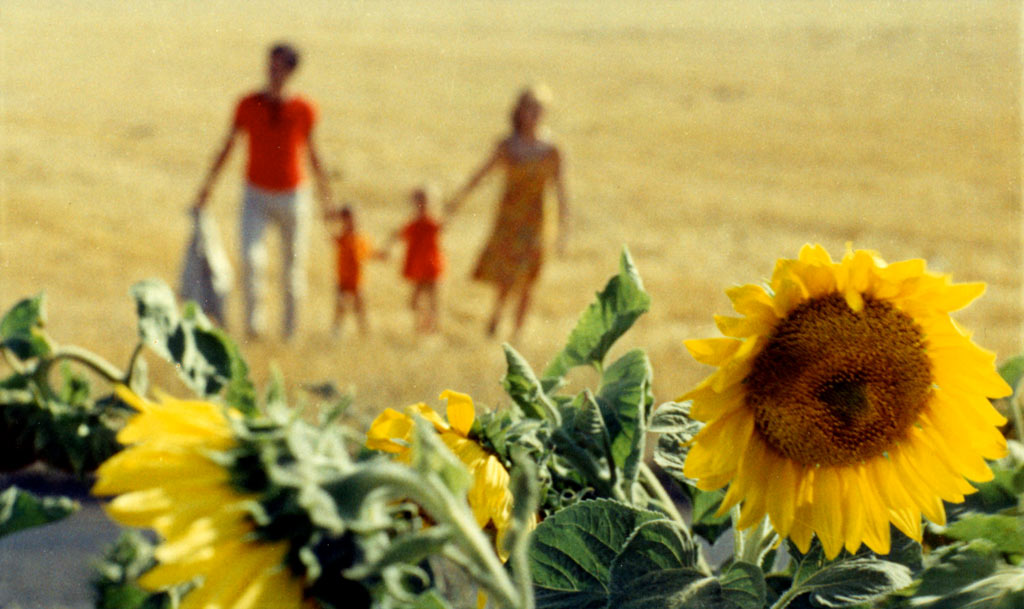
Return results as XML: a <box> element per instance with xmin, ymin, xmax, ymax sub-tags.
<box><xmin>327</xmin><ymin>205</ymin><xmax>373</xmax><ymax>336</ymax></box>
<box><xmin>382</xmin><ymin>186</ymin><xmax>445</xmax><ymax>333</ymax></box>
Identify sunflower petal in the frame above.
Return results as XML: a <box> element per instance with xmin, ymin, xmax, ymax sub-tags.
<box><xmin>441</xmin><ymin>390</ymin><xmax>476</xmax><ymax>436</ymax></box>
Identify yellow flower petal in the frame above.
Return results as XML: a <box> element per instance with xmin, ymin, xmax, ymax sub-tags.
<box><xmin>366</xmin><ymin>408</ymin><xmax>414</xmax><ymax>453</ymax></box>
<box><xmin>441</xmin><ymin>390</ymin><xmax>476</xmax><ymax>437</ymax></box>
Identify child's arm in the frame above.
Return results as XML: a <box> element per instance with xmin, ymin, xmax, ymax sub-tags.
<box><xmin>373</xmin><ymin>229</ymin><xmax>401</xmax><ymax>261</ymax></box>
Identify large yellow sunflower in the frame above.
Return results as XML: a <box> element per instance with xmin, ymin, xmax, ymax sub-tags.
<box><xmin>93</xmin><ymin>387</ymin><xmax>306</xmax><ymax>609</ymax></box>
<box><xmin>367</xmin><ymin>390</ymin><xmax>527</xmax><ymax>559</ymax></box>
<box><xmin>682</xmin><ymin>244</ymin><xmax>1010</xmax><ymax>559</ymax></box>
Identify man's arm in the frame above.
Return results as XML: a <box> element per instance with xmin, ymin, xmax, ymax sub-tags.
<box><xmin>307</xmin><ymin>132</ymin><xmax>334</xmax><ymax>218</ymax></box>
<box><xmin>194</xmin><ymin>126</ymin><xmax>239</xmax><ymax>210</ymax></box>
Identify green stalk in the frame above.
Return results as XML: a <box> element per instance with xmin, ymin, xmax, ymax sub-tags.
<box><xmin>768</xmin><ymin>585</ymin><xmax>802</xmax><ymax>609</ymax></box>
<box><xmin>339</xmin><ymin>464</ymin><xmax>522</xmax><ymax>609</ymax></box>
<box><xmin>45</xmin><ymin>345</ymin><xmax>126</xmax><ymax>384</ymax></box>
<box><xmin>738</xmin><ymin>515</ymin><xmax>772</xmax><ymax>566</ymax></box>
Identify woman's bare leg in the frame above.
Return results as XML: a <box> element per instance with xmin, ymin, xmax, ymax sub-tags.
<box><xmin>510</xmin><ymin>279</ymin><xmax>536</xmax><ymax>342</ymax></box>
<box><xmin>487</xmin><ymin>284</ymin><xmax>511</xmax><ymax>337</ymax></box>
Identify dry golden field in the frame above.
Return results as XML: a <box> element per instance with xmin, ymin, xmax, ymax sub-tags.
<box><xmin>2</xmin><ymin>0</ymin><xmax>1021</xmax><ymax>425</ymax></box>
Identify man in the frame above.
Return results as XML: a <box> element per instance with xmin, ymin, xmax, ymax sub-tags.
<box><xmin>194</xmin><ymin>42</ymin><xmax>333</xmax><ymax>340</ymax></box>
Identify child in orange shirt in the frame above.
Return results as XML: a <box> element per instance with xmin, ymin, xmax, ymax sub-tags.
<box><xmin>327</xmin><ymin>205</ymin><xmax>373</xmax><ymax>336</ymax></box>
<box><xmin>382</xmin><ymin>186</ymin><xmax>445</xmax><ymax>333</ymax></box>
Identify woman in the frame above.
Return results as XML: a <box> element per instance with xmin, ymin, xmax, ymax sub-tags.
<box><xmin>445</xmin><ymin>86</ymin><xmax>570</xmax><ymax>339</ymax></box>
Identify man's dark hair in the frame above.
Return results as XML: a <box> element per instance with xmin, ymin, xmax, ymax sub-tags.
<box><xmin>270</xmin><ymin>43</ymin><xmax>300</xmax><ymax>70</ymax></box>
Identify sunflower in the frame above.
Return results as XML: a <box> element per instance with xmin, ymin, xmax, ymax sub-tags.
<box><xmin>682</xmin><ymin>244</ymin><xmax>1010</xmax><ymax>559</ymax></box>
<box><xmin>93</xmin><ymin>387</ymin><xmax>306</xmax><ymax>609</ymax></box>
<box><xmin>367</xmin><ymin>390</ymin><xmax>527</xmax><ymax>559</ymax></box>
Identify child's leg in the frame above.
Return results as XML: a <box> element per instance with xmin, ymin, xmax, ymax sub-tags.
<box><xmin>423</xmin><ymin>282</ymin><xmax>439</xmax><ymax>332</ymax></box>
<box><xmin>410</xmin><ymin>283</ymin><xmax>432</xmax><ymax>332</ymax></box>
<box><xmin>332</xmin><ymin>290</ymin><xmax>346</xmax><ymax>335</ymax></box>
<box><xmin>353</xmin><ymin>290</ymin><xmax>368</xmax><ymax>334</ymax></box>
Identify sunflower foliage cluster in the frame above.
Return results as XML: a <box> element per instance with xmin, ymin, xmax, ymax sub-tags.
<box><xmin>2</xmin><ymin>246</ymin><xmax>1024</xmax><ymax>609</ymax></box>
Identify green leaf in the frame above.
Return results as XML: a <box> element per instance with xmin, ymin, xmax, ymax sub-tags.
<box><xmin>530</xmin><ymin>499</ymin><xmax>665</xmax><ymax>609</ymax></box>
<box><xmin>131</xmin><ymin>280</ymin><xmax>255</xmax><ymax>412</ymax></box>
<box><xmin>788</xmin><ymin>546</ymin><xmax>913</xmax><ymax>608</ymax></box>
<box><xmin>595</xmin><ymin>349</ymin><xmax>653</xmax><ymax>473</ymax></box>
<box><xmin>0</xmin><ymin>486</ymin><xmax>79</xmax><ymax>538</ymax></box>
<box><xmin>942</xmin><ymin>513</ymin><xmax>1024</xmax><ymax>555</ymax></box>
<box><xmin>344</xmin><ymin>527</ymin><xmax>453</xmax><ymax>580</ymax></box>
<box><xmin>651</xmin><ymin>401</ymin><xmax>703</xmax><ymax>485</ymax></box>
<box><xmin>720</xmin><ymin>562</ymin><xmax>768</xmax><ymax>609</ymax></box>
<box><xmin>606</xmin><ymin>568</ymin><xmax>710</xmax><ymax>609</ymax></box>
<box><xmin>92</xmin><ymin>531</ymin><xmax>176</xmax><ymax>609</ymax></box>
<box><xmin>912</xmin><ymin>566</ymin><xmax>1024</xmax><ymax>609</ymax></box>
<box><xmin>607</xmin><ymin>562</ymin><xmax>765</xmax><ymax>609</ymax></box>
<box><xmin>406</xmin><ymin>589</ymin><xmax>454</xmax><ymax>609</ymax></box>
<box><xmin>559</xmin><ymin>391</ymin><xmax>614</xmax><ymax>465</ymax></box>
<box><xmin>998</xmin><ymin>355</ymin><xmax>1024</xmax><ymax>390</ymax></box>
<box><xmin>502</xmin><ymin>344</ymin><xmax>559</xmax><ymax>421</ymax></box>
<box><xmin>690</xmin><ymin>488</ymin><xmax>732</xmax><ymax>544</ymax></box>
<box><xmin>542</xmin><ymin>248</ymin><xmax>651</xmax><ymax>383</ymax></box>
<box><xmin>915</xmin><ymin>539</ymin><xmax>1000</xmax><ymax>599</ymax></box>
<box><xmin>0</xmin><ymin>294</ymin><xmax>53</xmax><ymax>360</ymax></box>
<box><xmin>609</xmin><ymin>519</ymin><xmax>699</xmax><ymax>585</ymax></box>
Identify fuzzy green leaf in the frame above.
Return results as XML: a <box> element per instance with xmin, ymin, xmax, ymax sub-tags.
<box><xmin>608</xmin><ymin>519</ymin><xmax>699</xmax><ymax>586</ymax></box>
<box><xmin>912</xmin><ymin>566</ymin><xmax>1024</xmax><ymax>609</ymax></box>
<box><xmin>530</xmin><ymin>499</ymin><xmax>665</xmax><ymax>609</ymax></box>
<box><xmin>998</xmin><ymin>355</ymin><xmax>1024</xmax><ymax>390</ymax></box>
<box><xmin>502</xmin><ymin>344</ymin><xmax>559</xmax><ymax>421</ymax></box>
<box><xmin>542</xmin><ymin>248</ymin><xmax>651</xmax><ymax>383</ymax></box>
<box><xmin>0</xmin><ymin>486</ymin><xmax>79</xmax><ymax>538</ymax></box>
<box><xmin>132</xmin><ymin>280</ymin><xmax>255</xmax><ymax>413</ymax></box>
<box><xmin>790</xmin><ymin>551</ymin><xmax>912</xmax><ymax>608</ymax></box>
<box><xmin>607</xmin><ymin>562</ymin><xmax>765</xmax><ymax>609</ymax></box>
<box><xmin>915</xmin><ymin>540</ymin><xmax>1000</xmax><ymax>599</ymax></box>
<box><xmin>0</xmin><ymin>294</ymin><xmax>52</xmax><ymax>360</ymax></box>
<box><xmin>720</xmin><ymin>562</ymin><xmax>768</xmax><ymax>609</ymax></box>
<box><xmin>595</xmin><ymin>349</ymin><xmax>653</xmax><ymax>474</ymax></box>
<box><xmin>942</xmin><ymin>513</ymin><xmax>1024</xmax><ymax>555</ymax></box>
<box><xmin>651</xmin><ymin>401</ymin><xmax>703</xmax><ymax>485</ymax></box>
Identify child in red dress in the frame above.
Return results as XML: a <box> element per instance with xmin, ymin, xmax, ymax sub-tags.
<box><xmin>327</xmin><ymin>205</ymin><xmax>373</xmax><ymax>336</ymax></box>
<box><xmin>383</xmin><ymin>187</ymin><xmax>445</xmax><ymax>333</ymax></box>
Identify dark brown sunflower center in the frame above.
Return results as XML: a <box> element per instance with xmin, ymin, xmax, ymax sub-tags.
<box><xmin>744</xmin><ymin>293</ymin><xmax>932</xmax><ymax>466</ymax></box>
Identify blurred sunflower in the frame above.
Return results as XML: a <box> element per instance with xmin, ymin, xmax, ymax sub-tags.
<box><xmin>682</xmin><ymin>244</ymin><xmax>1011</xmax><ymax>559</ymax></box>
<box><xmin>93</xmin><ymin>387</ymin><xmax>306</xmax><ymax>609</ymax></box>
<box><xmin>367</xmin><ymin>390</ymin><xmax>528</xmax><ymax>559</ymax></box>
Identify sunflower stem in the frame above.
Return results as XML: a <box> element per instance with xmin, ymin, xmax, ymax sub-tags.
<box><xmin>44</xmin><ymin>345</ymin><xmax>126</xmax><ymax>384</ymax></box>
<box><xmin>344</xmin><ymin>463</ymin><xmax>523</xmax><ymax>609</ymax></box>
<box><xmin>730</xmin><ymin>506</ymin><xmax>745</xmax><ymax>560</ymax></box>
<box><xmin>1</xmin><ymin>346</ymin><xmax>27</xmax><ymax>375</ymax></box>
<box><xmin>738</xmin><ymin>515</ymin><xmax>772</xmax><ymax>566</ymax></box>
<box><xmin>768</xmin><ymin>585</ymin><xmax>802</xmax><ymax>609</ymax></box>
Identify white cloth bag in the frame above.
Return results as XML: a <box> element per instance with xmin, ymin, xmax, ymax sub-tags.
<box><xmin>179</xmin><ymin>208</ymin><xmax>234</xmax><ymax>325</ymax></box>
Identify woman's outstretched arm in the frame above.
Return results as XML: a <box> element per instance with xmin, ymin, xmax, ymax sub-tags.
<box><xmin>552</xmin><ymin>147</ymin><xmax>570</xmax><ymax>255</ymax></box>
<box><xmin>444</xmin><ymin>143</ymin><xmax>504</xmax><ymax>218</ymax></box>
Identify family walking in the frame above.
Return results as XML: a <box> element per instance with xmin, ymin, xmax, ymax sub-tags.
<box><xmin>187</xmin><ymin>42</ymin><xmax>569</xmax><ymax>342</ymax></box>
